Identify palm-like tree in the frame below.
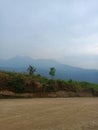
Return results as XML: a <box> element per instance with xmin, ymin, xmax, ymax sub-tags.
<box><xmin>27</xmin><ymin>65</ymin><xmax>36</xmax><ymax>75</ymax></box>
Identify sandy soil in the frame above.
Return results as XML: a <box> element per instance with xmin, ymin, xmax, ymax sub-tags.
<box><xmin>0</xmin><ymin>98</ymin><xmax>98</xmax><ymax>130</ymax></box>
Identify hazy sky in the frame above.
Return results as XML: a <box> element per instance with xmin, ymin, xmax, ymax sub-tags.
<box><xmin>0</xmin><ymin>0</ymin><xmax>98</xmax><ymax>69</ymax></box>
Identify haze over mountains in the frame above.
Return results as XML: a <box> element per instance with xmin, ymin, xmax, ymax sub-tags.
<box><xmin>0</xmin><ymin>56</ymin><xmax>98</xmax><ymax>83</ymax></box>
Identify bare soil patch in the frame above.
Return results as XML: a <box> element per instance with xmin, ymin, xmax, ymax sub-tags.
<box><xmin>0</xmin><ymin>98</ymin><xmax>98</xmax><ymax>130</ymax></box>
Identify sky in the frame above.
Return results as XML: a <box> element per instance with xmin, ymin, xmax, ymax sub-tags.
<box><xmin>0</xmin><ymin>0</ymin><xmax>98</xmax><ymax>69</ymax></box>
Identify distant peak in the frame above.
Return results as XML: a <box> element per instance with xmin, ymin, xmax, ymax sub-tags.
<box><xmin>11</xmin><ymin>55</ymin><xmax>33</xmax><ymax>60</ymax></box>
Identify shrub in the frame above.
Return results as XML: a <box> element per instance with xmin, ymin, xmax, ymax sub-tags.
<box><xmin>8</xmin><ymin>74</ymin><xmax>25</xmax><ymax>93</ymax></box>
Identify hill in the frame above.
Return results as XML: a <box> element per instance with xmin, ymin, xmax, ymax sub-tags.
<box><xmin>0</xmin><ymin>56</ymin><xmax>98</xmax><ymax>83</ymax></box>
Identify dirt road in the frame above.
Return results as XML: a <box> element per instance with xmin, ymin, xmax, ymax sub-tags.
<box><xmin>0</xmin><ymin>98</ymin><xmax>98</xmax><ymax>130</ymax></box>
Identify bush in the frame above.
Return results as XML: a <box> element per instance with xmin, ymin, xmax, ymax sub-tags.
<box><xmin>8</xmin><ymin>74</ymin><xmax>25</xmax><ymax>93</ymax></box>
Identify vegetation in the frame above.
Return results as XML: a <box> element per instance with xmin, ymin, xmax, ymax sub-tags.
<box><xmin>49</xmin><ymin>67</ymin><xmax>56</xmax><ymax>79</ymax></box>
<box><xmin>27</xmin><ymin>65</ymin><xmax>36</xmax><ymax>75</ymax></box>
<box><xmin>0</xmin><ymin>68</ymin><xmax>98</xmax><ymax>98</ymax></box>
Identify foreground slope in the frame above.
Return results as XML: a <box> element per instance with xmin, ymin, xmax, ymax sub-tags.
<box><xmin>0</xmin><ymin>71</ymin><xmax>98</xmax><ymax>98</ymax></box>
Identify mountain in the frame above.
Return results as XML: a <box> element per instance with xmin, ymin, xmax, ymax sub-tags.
<box><xmin>0</xmin><ymin>56</ymin><xmax>98</xmax><ymax>83</ymax></box>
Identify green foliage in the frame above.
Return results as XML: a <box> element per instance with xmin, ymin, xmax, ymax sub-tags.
<box><xmin>79</xmin><ymin>81</ymin><xmax>98</xmax><ymax>90</ymax></box>
<box><xmin>68</xmin><ymin>79</ymin><xmax>73</xmax><ymax>83</ymax></box>
<box><xmin>8</xmin><ymin>74</ymin><xmax>25</xmax><ymax>93</ymax></box>
<box><xmin>40</xmin><ymin>77</ymin><xmax>48</xmax><ymax>84</ymax></box>
<box><xmin>0</xmin><ymin>70</ymin><xmax>98</xmax><ymax>97</ymax></box>
<box><xmin>49</xmin><ymin>67</ymin><xmax>56</xmax><ymax>79</ymax></box>
<box><xmin>0</xmin><ymin>72</ymin><xmax>9</xmax><ymax>90</ymax></box>
<box><xmin>47</xmin><ymin>79</ymin><xmax>57</xmax><ymax>92</ymax></box>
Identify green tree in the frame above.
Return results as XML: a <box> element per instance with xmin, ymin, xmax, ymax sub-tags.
<box><xmin>27</xmin><ymin>65</ymin><xmax>36</xmax><ymax>75</ymax></box>
<box><xmin>49</xmin><ymin>67</ymin><xmax>56</xmax><ymax>79</ymax></box>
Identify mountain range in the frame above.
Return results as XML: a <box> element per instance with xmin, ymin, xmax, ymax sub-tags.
<box><xmin>0</xmin><ymin>56</ymin><xmax>98</xmax><ymax>83</ymax></box>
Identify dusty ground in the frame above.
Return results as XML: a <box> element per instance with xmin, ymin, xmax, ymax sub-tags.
<box><xmin>0</xmin><ymin>98</ymin><xmax>98</xmax><ymax>130</ymax></box>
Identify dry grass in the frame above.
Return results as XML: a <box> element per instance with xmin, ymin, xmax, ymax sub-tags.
<box><xmin>0</xmin><ymin>98</ymin><xmax>98</xmax><ymax>130</ymax></box>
